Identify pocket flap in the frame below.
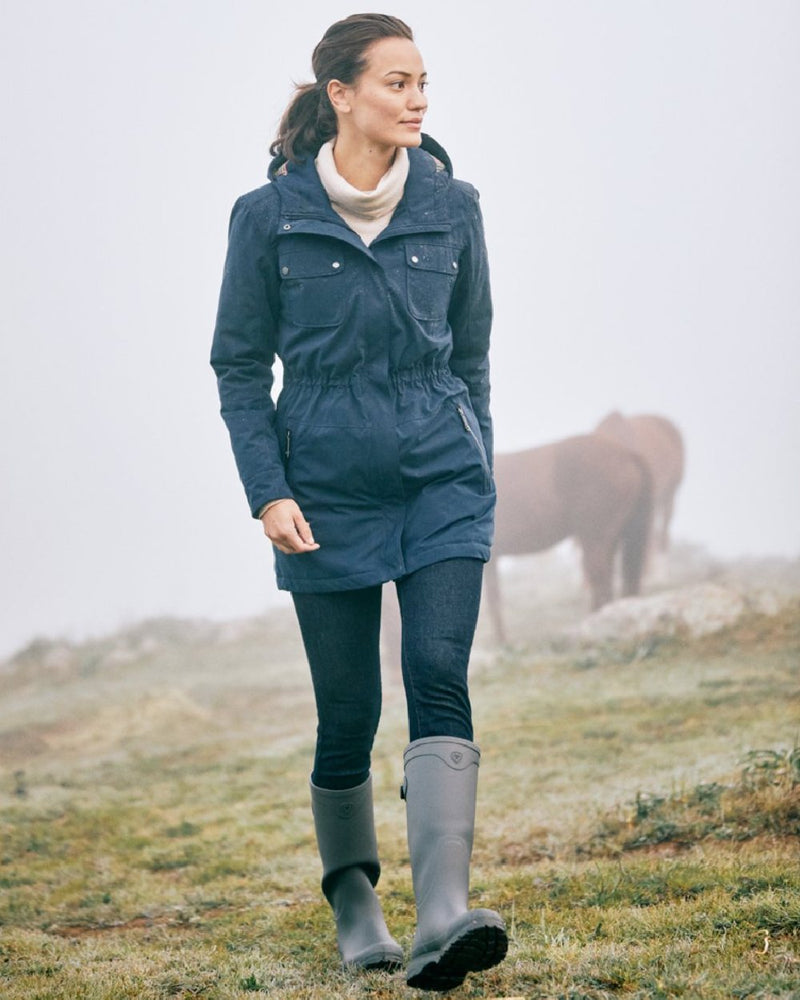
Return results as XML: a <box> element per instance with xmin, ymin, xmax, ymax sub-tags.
<box><xmin>405</xmin><ymin>244</ymin><xmax>459</xmax><ymax>275</ymax></box>
<box><xmin>279</xmin><ymin>250</ymin><xmax>346</xmax><ymax>279</ymax></box>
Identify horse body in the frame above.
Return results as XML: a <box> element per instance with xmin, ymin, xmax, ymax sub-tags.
<box><xmin>487</xmin><ymin>434</ymin><xmax>653</xmax><ymax>643</ymax></box>
<box><xmin>492</xmin><ymin>442</ymin><xmax>569</xmax><ymax>554</ymax></box>
<box><xmin>595</xmin><ymin>411</ymin><xmax>685</xmax><ymax>552</ymax></box>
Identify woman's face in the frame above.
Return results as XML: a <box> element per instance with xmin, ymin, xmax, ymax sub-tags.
<box><xmin>334</xmin><ymin>37</ymin><xmax>428</xmax><ymax>150</ymax></box>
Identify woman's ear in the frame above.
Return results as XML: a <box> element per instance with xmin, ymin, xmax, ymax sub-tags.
<box><xmin>327</xmin><ymin>79</ymin><xmax>351</xmax><ymax>115</ymax></box>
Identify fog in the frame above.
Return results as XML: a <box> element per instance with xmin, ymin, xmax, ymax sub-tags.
<box><xmin>1</xmin><ymin>0</ymin><xmax>798</xmax><ymax>658</ymax></box>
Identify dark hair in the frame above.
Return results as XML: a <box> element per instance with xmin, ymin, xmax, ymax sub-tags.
<box><xmin>270</xmin><ymin>13</ymin><xmax>414</xmax><ymax>163</ymax></box>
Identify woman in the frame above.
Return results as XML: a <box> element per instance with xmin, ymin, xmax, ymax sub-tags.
<box><xmin>211</xmin><ymin>13</ymin><xmax>506</xmax><ymax>991</ymax></box>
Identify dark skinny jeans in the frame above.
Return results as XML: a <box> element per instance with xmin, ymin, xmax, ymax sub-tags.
<box><xmin>291</xmin><ymin>558</ymin><xmax>483</xmax><ymax>790</ymax></box>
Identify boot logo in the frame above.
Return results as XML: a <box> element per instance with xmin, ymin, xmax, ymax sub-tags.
<box><xmin>337</xmin><ymin>803</ymin><xmax>354</xmax><ymax>819</ymax></box>
<box><xmin>450</xmin><ymin>751</ymin><xmax>463</xmax><ymax>764</ymax></box>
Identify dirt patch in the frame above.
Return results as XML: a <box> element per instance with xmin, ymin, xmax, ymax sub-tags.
<box><xmin>47</xmin><ymin>905</ymin><xmax>237</xmax><ymax>938</ymax></box>
<box><xmin>0</xmin><ymin>728</ymin><xmax>49</xmax><ymax>762</ymax></box>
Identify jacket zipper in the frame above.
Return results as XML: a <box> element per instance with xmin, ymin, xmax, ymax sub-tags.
<box><xmin>285</xmin><ymin>429</ymin><xmax>292</xmax><ymax>460</ymax></box>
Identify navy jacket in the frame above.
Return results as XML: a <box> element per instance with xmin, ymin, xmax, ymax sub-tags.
<box><xmin>211</xmin><ymin>138</ymin><xmax>495</xmax><ymax>592</ymax></box>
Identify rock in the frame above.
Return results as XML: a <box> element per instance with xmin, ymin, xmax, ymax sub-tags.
<box><xmin>572</xmin><ymin>583</ymin><xmax>766</xmax><ymax>644</ymax></box>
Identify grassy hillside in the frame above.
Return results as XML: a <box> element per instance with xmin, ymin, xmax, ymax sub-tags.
<box><xmin>1</xmin><ymin>552</ymin><xmax>799</xmax><ymax>998</ymax></box>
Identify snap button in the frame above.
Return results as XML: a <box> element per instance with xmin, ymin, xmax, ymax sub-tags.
<box><xmin>282</xmin><ymin>223</ymin><xmax>291</xmax><ymax>230</ymax></box>
<box><xmin>332</xmin><ymin>261</ymin><xmax>340</xmax><ymax>269</ymax></box>
<box><xmin>281</xmin><ymin>265</ymin><xmax>289</xmax><ymax>276</ymax></box>
<box><xmin>411</xmin><ymin>255</ymin><xmax>419</xmax><ymax>264</ymax></box>
<box><xmin>452</xmin><ymin>261</ymin><xmax>458</xmax><ymax>270</ymax></box>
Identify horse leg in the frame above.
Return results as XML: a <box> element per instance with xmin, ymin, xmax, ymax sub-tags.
<box><xmin>581</xmin><ymin>541</ymin><xmax>615</xmax><ymax>611</ymax></box>
<box><xmin>483</xmin><ymin>556</ymin><xmax>507</xmax><ymax>645</ymax></box>
<box><xmin>658</xmin><ymin>493</ymin><xmax>675</xmax><ymax>552</ymax></box>
<box><xmin>380</xmin><ymin>583</ymin><xmax>402</xmax><ymax>684</ymax></box>
<box><xmin>621</xmin><ymin>467</ymin><xmax>653</xmax><ymax>597</ymax></box>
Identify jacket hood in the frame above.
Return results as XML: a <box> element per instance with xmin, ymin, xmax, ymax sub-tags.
<box><xmin>267</xmin><ymin>133</ymin><xmax>453</xmax><ymax>182</ymax></box>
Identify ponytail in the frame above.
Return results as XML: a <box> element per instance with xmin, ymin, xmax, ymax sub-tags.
<box><xmin>270</xmin><ymin>80</ymin><xmax>337</xmax><ymax>163</ymax></box>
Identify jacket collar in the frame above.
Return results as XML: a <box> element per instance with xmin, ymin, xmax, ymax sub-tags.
<box><xmin>270</xmin><ymin>137</ymin><xmax>452</xmax><ymax>248</ymax></box>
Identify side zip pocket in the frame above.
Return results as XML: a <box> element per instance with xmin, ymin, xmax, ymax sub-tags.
<box><xmin>456</xmin><ymin>404</ymin><xmax>491</xmax><ymax>479</ymax></box>
<box><xmin>285</xmin><ymin>429</ymin><xmax>292</xmax><ymax>460</ymax></box>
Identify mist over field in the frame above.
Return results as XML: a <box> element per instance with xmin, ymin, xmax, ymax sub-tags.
<box><xmin>1</xmin><ymin>0</ymin><xmax>798</xmax><ymax>657</ymax></box>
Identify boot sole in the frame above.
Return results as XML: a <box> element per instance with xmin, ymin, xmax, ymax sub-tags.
<box><xmin>358</xmin><ymin>956</ymin><xmax>404</xmax><ymax>972</ymax></box>
<box><xmin>406</xmin><ymin>916</ymin><xmax>508</xmax><ymax>991</ymax></box>
<box><xmin>343</xmin><ymin>942</ymin><xmax>405</xmax><ymax>972</ymax></box>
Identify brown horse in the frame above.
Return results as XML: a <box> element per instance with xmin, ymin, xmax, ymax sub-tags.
<box><xmin>595</xmin><ymin>411</ymin><xmax>685</xmax><ymax>554</ymax></box>
<box><xmin>485</xmin><ymin>434</ymin><xmax>653</xmax><ymax>644</ymax></box>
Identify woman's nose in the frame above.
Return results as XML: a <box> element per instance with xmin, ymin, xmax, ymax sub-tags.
<box><xmin>408</xmin><ymin>87</ymin><xmax>427</xmax><ymax>111</ymax></box>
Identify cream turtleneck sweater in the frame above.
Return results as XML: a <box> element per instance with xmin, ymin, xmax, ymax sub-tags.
<box><xmin>314</xmin><ymin>139</ymin><xmax>409</xmax><ymax>246</ymax></box>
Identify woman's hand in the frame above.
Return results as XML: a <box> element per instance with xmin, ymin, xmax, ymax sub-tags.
<box><xmin>261</xmin><ymin>499</ymin><xmax>320</xmax><ymax>554</ymax></box>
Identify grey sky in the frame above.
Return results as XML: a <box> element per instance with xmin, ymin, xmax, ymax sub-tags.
<box><xmin>1</xmin><ymin>1</ymin><xmax>798</xmax><ymax>658</ymax></box>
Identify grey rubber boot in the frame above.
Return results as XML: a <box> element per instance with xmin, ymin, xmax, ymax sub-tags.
<box><xmin>310</xmin><ymin>775</ymin><xmax>404</xmax><ymax>971</ymax></box>
<box><xmin>402</xmin><ymin>737</ymin><xmax>508</xmax><ymax>991</ymax></box>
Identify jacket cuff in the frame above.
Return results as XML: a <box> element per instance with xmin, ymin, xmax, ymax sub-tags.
<box><xmin>256</xmin><ymin>497</ymin><xmax>292</xmax><ymax>519</ymax></box>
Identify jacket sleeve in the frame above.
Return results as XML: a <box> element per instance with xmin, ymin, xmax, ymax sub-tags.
<box><xmin>448</xmin><ymin>185</ymin><xmax>494</xmax><ymax>469</ymax></box>
<box><xmin>210</xmin><ymin>193</ymin><xmax>294</xmax><ymax>517</ymax></box>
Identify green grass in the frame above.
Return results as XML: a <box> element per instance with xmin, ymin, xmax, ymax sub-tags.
<box><xmin>1</xmin><ymin>582</ymin><xmax>799</xmax><ymax>998</ymax></box>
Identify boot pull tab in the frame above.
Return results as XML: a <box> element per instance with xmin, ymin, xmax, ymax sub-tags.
<box><xmin>400</xmin><ymin>778</ymin><xmax>408</xmax><ymax>801</ymax></box>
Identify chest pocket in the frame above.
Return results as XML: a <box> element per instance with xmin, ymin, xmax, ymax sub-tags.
<box><xmin>405</xmin><ymin>243</ymin><xmax>459</xmax><ymax>322</ymax></box>
<box><xmin>278</xmin><ymin>248</ymin><xmax>347</xmax><ymax>327</ymax></box>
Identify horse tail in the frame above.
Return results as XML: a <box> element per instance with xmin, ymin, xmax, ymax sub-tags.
<box><xmin>621</xmin><ymin>454</ymin><xmax>654</xmax><ymax>597</ymax></box>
